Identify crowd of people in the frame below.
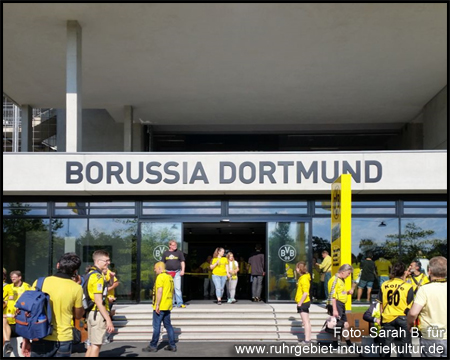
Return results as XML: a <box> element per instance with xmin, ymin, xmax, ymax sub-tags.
<box><xmin>3</xmin><ymin>242</ymin><xmax>447</xmax><ymax>358</ymax></box>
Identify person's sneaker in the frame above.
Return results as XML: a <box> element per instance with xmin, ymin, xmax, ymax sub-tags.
<box><xmin>4</xmin><ymin>343</ymin><xmax>14</xmax><ymax>355</ymax></box>
<box><xmin>142</xmin><ymin>346</ymin><xmax>158</xmax><ymax>352</ymax></box>
<box><xmin>251</xmin><ymin>297</ymin><xmax>257</xmax><ymax>302</ymax></box>
<box><xmin>227</xmin><ymin>298</ymin><xmax>233</xmax><ymax>303</ymax></box>
<box><xmin>164</xmin><ymin>345</ymin><xmax>177</xmax><ymax>352</ymax></box>
<box><xmin>179</xmin><ymin>304</ymin><xmax>186</xmax><ymax>308</ymax></box>
<box><xmin>232</xmin><ymin>299</ymin><xmax>237</xmax><ymax>303</ymax></box>
<box><xmin>217</xmin><ymin>301</ymin><xmax>222</xmax><ymax>305</ymax></box>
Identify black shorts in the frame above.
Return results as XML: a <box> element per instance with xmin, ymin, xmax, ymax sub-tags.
<box><xmin>297</xmin><ymin>301</ymin><xmax>311</xmax><ymax>313</ymax></box>
<box><xmin>336</xmin><ymin>300</ymin><xmax>347</xmax><ymax>322</ymax></box>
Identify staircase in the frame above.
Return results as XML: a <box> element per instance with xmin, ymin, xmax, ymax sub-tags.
<box><xmin>110</xmin><ymin>301</ymin><xmax>330</xmax><ymax>342</ymax></box>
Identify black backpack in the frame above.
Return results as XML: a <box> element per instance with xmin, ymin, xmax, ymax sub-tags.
<box><xmin>81</xmin><ymin>268</ymin><xmax>107</xmax><ymax>316</ymax></box>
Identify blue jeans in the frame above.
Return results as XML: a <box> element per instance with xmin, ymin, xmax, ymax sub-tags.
<box><xmin>150</xmin><ymin>310</ymin><xmax>175</xmax><ymax>349</ymax></box>
<box><xmin>173</xmin><ymin>270</ymin><xmax>184</xmax><ymax>307</ymax></box>
<box><xmin>379</xmin><ymin>276</ymin><xmax>389</xmax><ymax>287</ymax></box>
<box><xmin>212</xmin><ymin>275</ymin><xmax>227</xmax><ymax>299</ymax></box>
<box><xmin>324</xmin><ymin>272</ymin><xmax>331</xmax><ymax>299</ymax></box>
<box><xmin>31</xmin><ymin>340</ymin><xmax>72</xmax><ymax>357</ymax></box>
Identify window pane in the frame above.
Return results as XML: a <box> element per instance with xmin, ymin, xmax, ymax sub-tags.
<box><xmin>51</xmin><ymin>218</ymin><xmax>138</xmax><ymax>302</ymax></box>
<box><xmin>267</xmin><ymin>222</ymin><xmax>308</xmax><ymax>301</ymax></box>
<box><xmin>229</xmin><ymin>207</ymin><xmax>307</xmax><ymax>215</ymax></box>
<box><xmin>3</xmin><ymin>202</ymin><xmax>48</xmax><ymax>216</ymax></box>
<box><xmin>143</xmin><ymin>201</ymin><xmax>220</xmax><ymax>207</ymax></box>
<box><xmin>3</xmin><ymin>218</ymin><xmax>50</xmax><ymax>282</ymax></box>
<box><xmin>143</xmin><ymin>208</ymin><xmax>221</xmax><ymax>215</ymax></box>
<box><xmin>400</xmin><ymin>218</ymin><xmax>447</xmax><ymax>265</ymax></box>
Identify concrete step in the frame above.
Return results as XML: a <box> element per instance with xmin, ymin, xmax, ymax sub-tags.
<box><xmin>112</xmin><ymin>318</ymin><xmax>326</xmax><ymax>327</ymax></box>
<box><xmin>109</xmin><ymin>302</ymin><xmax>330</xmax><ymax>342</ymax></box>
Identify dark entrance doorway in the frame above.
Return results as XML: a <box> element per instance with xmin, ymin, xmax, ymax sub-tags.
<box><xmin>182</xmin><ymin>222</ymin><xmax>266</xmax><ymax>302</ymax></box>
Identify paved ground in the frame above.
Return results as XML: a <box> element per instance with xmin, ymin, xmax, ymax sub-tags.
<box><xmin>71</xmin><ymin>341</ymin><xmax>362</xmax><ymax>357</ymax></box>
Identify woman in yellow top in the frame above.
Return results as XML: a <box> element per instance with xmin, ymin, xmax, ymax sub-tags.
<box><xmin>210</xmin><ymin>248</ymin><xmax>229</xmax><ymax>305</ymax></box>
<box><xmin>295</xmin><ymin>261</ymin><xmax>311</xmax><ymax>343</ymax></box>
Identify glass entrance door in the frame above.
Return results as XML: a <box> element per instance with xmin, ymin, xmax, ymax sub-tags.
<box><xmin>139</xmin><ymin>222</ymin><xmax>182</xmax><ymax>303</ymax></box>
<box><xmin>267</xmin><ymin>221</ymin><xmax>309</xmax><ymax>301</ymax></box>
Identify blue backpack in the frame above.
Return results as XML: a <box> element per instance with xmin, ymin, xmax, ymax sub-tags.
<box><xmin>15</xmin><ymin>277</ymin><xmax>53</xmax><ymax>340</ymax></box>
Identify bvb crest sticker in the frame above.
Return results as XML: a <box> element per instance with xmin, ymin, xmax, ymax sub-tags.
<box><xmin>278</xmin><ymin>245</ymin><xmax>296</xmax><ymax>262</ymax></box>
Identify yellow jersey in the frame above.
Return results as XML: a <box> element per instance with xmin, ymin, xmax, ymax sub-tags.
<box><xmin>406</xmin><ymin>273</ymin><xmax>429</xmax><ymax>294</ymax></box>
<box><xmin>328</xmin><ymin>275</ymin><xmax>348</xmax><ymax>304</ymax></box>
<box><xmin>352</xmin><ymin>262</ymin><xmax>361</xmax><ymax>281</ymax></box>
<box><xmin>378</xmin><ymin>278</ymin><xmax>414</xmax><ymax>324</ymax></box>
<box><xmin>32</xmin><ymin>275</ymin><xmax>83</xmax><ymax>342</ymax></box>
<box><xmin>105</xmin><ymin>269</ymin><xmax>118</xmax><ymax>298</ymax></box>
<box><xmin>86</xmin><ymin>269</ymin><xmax>109</xmax><ymax>312</ymax></box>
<box><xmin>6</xmin><ymin>281</ymin><xmax>31</xmax><ymax>324</ymax></box>
<box><xmin>295</xmin><ymin>273</ymin><xmax>311</xmax><ymax>304</ymax></box>
<box><xmin>319</xmin><ymin>255</ymin><xmax>332</xmax><ymax>273</ymax></box>
<box><xmin>152</xmin><ymin>272</ymin><xmax>174</xmax><ymax>311</ymax></box>
<box><xmin>3</xmin><ymin>283</ymin><xmax>13</xmax><ymax>314</ymax></box>
<box><xmin>200</xmin><ymin>261</ymin><xmax>212</xmax><ymax>279</ymax></box>
<box><xmin>212</xmin><ymin>257</ymin><xmax>228</xmax><ymax>276</ymax></box>
<box><xmin>375</xmin><ymin>258</ymin><xmax>392</xmax><ymax>276</ymax></box>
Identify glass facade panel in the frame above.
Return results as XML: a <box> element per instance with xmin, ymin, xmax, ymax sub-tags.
<box><xmin>143</xmin><ymin>201</ymin><xmax>221</xmax><ymax>207</ymax></box>
<box><xmin>230</xmin><ymin>201</ymin><xmax>307</xmax><ymax>215</ymax></box>
<box><xmin>402</xmin><ymin>208</ymin><xmax>447</xmax><ymax>215</ymax></box>
<box><xmin>311</xmin><ymin>218</ymin><xmax>331</xmax><ymax>301</ymax></box>
<box><xmin>3</xmin><ymin>202</ymin><xmax>48</xmax><ymax>216</ymax></box>
<box><xmin>267</xmin><ymin>222</ymin><xmax>308</xmax><ymax>301</ymax></box>
<box><xmin>352</xmin><ymin>217</ymin><xmax>400</xmax><ymax>263</ymax></box>
<box><xmin>140</xmin><ymin>222</ymin><xmax>182</xmax><ymax>302</ymax></box>
<box><xmin>50</xmin><ymin>218</ymin><xmax>138</xmax><ymax>302</ymax></box>
<box><xmin>229</xmin><ymin>208</ymin><xmax>307</xmax><ymax>215</ymax></box>
<box><xmin>142</xmin><ymin>201</ymin><xmax>221</xmax><ymax>215</ymax></box>
<box><xmin>400</xmin><ymin>218</ymin><xmax>447</xmax><ymax>265</ymax></box>
<box><xmin>3</xmin><ymin>217</ymin><xmax>50</xmax><ymax>283</ymax></box>
<box><xmin>143</xmin><ymin>208</ymin><xmax>221</xmax><ymax>215</ymax></box>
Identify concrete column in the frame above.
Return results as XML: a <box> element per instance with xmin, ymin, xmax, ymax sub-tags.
<box><xmin>124</xmin><ymin>105</ymin><xmax>133</xmax><ymax>151</ymax></box>
<box><xmin>20</xmin><ymin>105</ymin><xmax>33</xmax><ymax>152</ymax></box>
<box><xmin>56</xmin><ymin>109</ymin><xmax>67</xmax><ymax>152</ymax></box>
<box><xmin>133</xmin><ymin>123</ymin><xmax>143</xmax><ymax>152</ymax></box>
<box><xmin>423</xmin><ymin>86</ymin><xmax>447</xmax><ymax>149</ymax></box>
<box><xmin>66</xmin><ymin>20</ymin><xmax>82</xmax><ymax>152</ymax></box>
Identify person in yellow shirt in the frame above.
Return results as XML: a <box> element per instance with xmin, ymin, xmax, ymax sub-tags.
<box><xmin>295</xmin><ymin>261</ymin><xmax>311</xmax><ymax>343</ymax></box>
<box><xmin>3</xmin><ymin>268</ymin><xmax>14</xmax><ymax>356</ymax></box>
<box><xmin>407</xmin><ymin>256</ymin><xmax>447</xmax><ymax>357</ymax></box>
<box><xmin>200</xmin><ymin>256</ymin><xmax>215</xmax><ymax>299</ymax></box>
<box><xmin>103</xmin><ymin>267</ymin><xmax>119</xmax><ymax>344</ymax></box>
<box><xmin>327</xmin><ymin>264</ymin><xmax>354</xmax><ymax>350</ymax></box>
<box><xmin>85</xmin><ymin>250</ymin><xmax>114</xmax><ymax>357</ymax></box>
<box><xmin>406</xmin><ymin>260</ymin><xmax>429</xmax><ymax>295</ymax></box>
<box><xmin>316</xmin><ymin>250</ymin><xmax>332</xmax><ymax>299</ymax></box>
<box><xmin>104</xmin><ymin>267</ymin><xmax>119</xmax><ymax>313</ymax></box>
<box><xmin>375</xmin><ymin>257</ymin><xmax>392</xmax><ymax>287</ymax></box>
<box><xmin>378</xmin><ymin>262</ymin><xmax>414</xmax><ymax>357</ymax></box>
<box><xmin>6</xmin><ymin>271</ymin><xmax>31</xmax><ymax>326</ymax></box>
<box><xmin>351</xmin><ymin>254</ymin><xmax>361</xmax><ymax>297</ymax></box>
<box><xmin>142</xmin><ymin>262</ymin><xmax>176</xmax><ymax>353</ymax></box>
<box><xmin>22</xmin><ymin>252</ymin><xmax>84</xmax><ymax>357</ymax></box>
<box><xmin>210</xmin><ymin>247</ymin><xmax>230</xmax><ymax>305</ymax></box>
